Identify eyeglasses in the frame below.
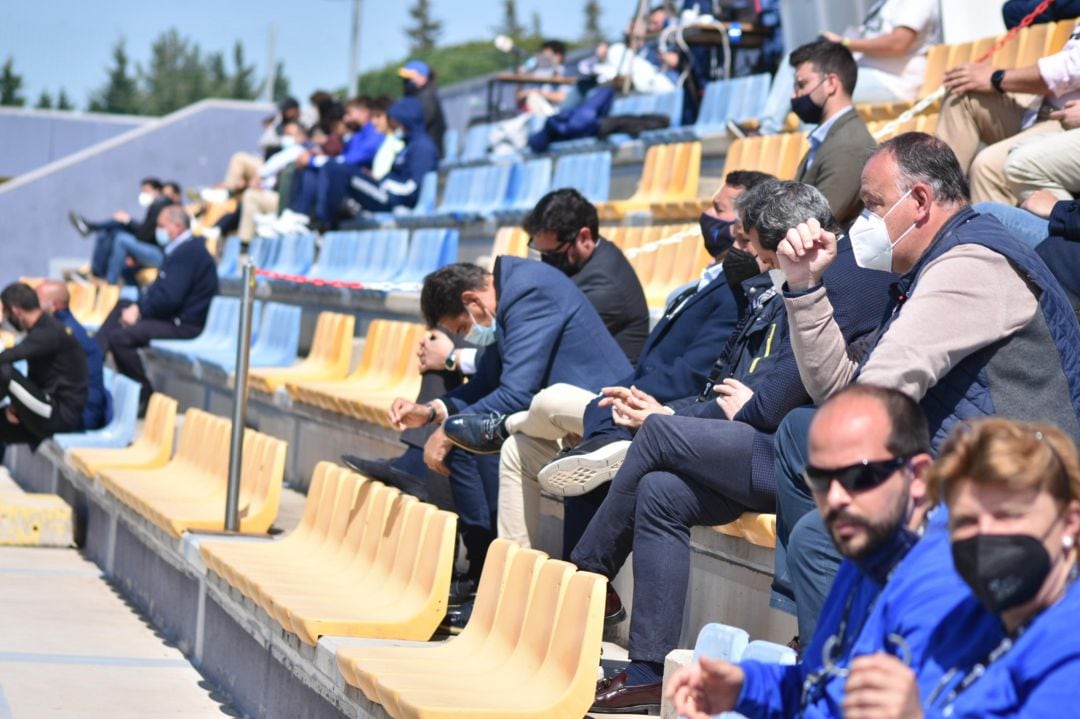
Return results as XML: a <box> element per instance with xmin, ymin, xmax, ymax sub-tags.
<box><xmin>802</xmin><ymin>456</ymin><xmax>909</xmax><ymax>494</ymax></box>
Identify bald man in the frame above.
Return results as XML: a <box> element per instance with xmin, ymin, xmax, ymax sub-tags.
<box><xmin>37</xmin><ymin>281</ymin><xmax>108</xmax><ymax>431</ymax></box>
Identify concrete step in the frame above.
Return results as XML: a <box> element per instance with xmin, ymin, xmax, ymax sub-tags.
<box><xmin>0</xmin><ymin>467</ymin><xmax>73</xmax><ymax>547</ymax></box>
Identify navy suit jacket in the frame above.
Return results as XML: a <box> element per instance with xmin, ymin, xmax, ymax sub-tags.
<box><xmin>443</xmin><ymin>257</ymin><xmax>633</xmax><ymax>416</ymax></box>
<box><xmin>627</xmin><ymin>271</ymin><xmax>740</xmax><ymax>402</ymax></box>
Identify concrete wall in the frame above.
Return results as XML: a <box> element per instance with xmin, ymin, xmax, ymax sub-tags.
<box><xmin>0</xmin><ymin>98</ymin><xmax>274</xmax><ymax>283</ymax></box>
<box><xmin>0</xmin><ymin>107</ymin><xmax>148</xmax><ymax>179</ymax></box>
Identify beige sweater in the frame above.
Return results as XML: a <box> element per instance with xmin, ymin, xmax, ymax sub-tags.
<box><xmin>786</xmin><ymin>244</ymin><xmax>1040</xmax><ymax>403</ymax></box>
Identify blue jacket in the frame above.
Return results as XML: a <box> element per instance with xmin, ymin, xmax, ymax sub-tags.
<box><xmin>1037</xmin><ymin>198</ymin><xmax>1080</xmax><ymax>308</ymax></box>
<box><xmin>379</xmin><ymin>97</ymin><xmax>439</xmax><ymax>209</ymax></box>
<box><xmin>55</xmin><ymin>308</ymin><xmax>109</xmax><ymax>430</ymax></box>
<box><xmin>138</xmin><ymin>234</ymin><xmax>219</xmax><ymax>327</ymax></box>
<box><xmin>863</xmin><ymin>208</ymin><xmax>1080</xmax><ymax>448</ymax></box>
<box><xmin>443</xmin><ymin>257</ymin><xmax>633</xmax><ymax>416</ymax></box>
<box><xmin>925</xmin><ymin>573</ymin><xmax>1080</xmax><ymax>718</ymax></box>
<box><xmin>340</xmin><ymin>121</ymin><xmax>383</xmax><ymax>168</ymax></box>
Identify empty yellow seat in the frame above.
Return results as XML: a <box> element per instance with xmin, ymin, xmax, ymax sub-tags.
<box><xmin>249</xmin><ymin>312</ymin><xmax>356</xmax><ymax>394</ymax></box>
<box><xmin>722</xmin><ymin>134</ymin><xmax>808</xmax><ymax>181</ymax></box>
<box><xmin>67</xmin><ymin>393</ymin><xmax>177</xmax><ymax>476</ymax></box>
<box><xmin>713</xmin><ymin>511</ymin><xmax>777</xmax><ymax>548</ymax></box>
<box><xmin>596</xmin><ymin>142</ymin><xmax>702</xmax><ymax>220</ymax></box>
<box><xmin>489</xmin><ymin>227</ymin><xmax>530</xmax><ymax>259</ymax></box>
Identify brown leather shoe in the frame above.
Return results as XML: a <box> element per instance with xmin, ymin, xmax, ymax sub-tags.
<box><xmin>605</xmin><ymin>585</ymin><xmax>627</xmax><ymax>625</ymax></box>
<box><xmin>590</xmin><ymin>670</ymin><xmax>661</xmax><ymax>714</ymax></box>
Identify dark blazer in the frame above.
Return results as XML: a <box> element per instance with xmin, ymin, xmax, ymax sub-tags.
<box><xmin>627</xmin><ymin>270</ymin><xmax>740</xmax><ymax>402</ymax></box>
<box><xmin>138</xmin><ymin>233</ymin><xmax>219</xmax><ymax>327</ymax></box>
<box><xmin>572</xmin><ymin>238</ymin><xmax>650</xmax><ymax>364</ymax></box>
<box><xmin>1040</xmin><ymin>199</ymin><xmax>1080</xmax><ymax>314</ymax></box>
<box><xmin>443</xmin><ymin>257</ymin><xmax>633</xmax><ymax>416</ymax></box>
<box><xmin>127</xmin><ymin>196</ymin><xmax>176</xmax><ymax>244</ymax></box>
<box><xmin>795</xmin><ymin>108</ymin><xmax>877</xmax><ymax>227</ymax></box>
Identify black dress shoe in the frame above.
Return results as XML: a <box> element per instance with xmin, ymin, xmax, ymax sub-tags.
<box><xmin>605</xmin><ymin>585</ymin><xmax>627</xmax><ymax>626</ymax></box>
<box><xmin>340</xmin><ymin>454</ymin><xmax>428</xmax><ymax>500</ymax></box>
<box><xmin>591</xmin><ymin>670</ymin><xmax>662</xmax><ymax>714</ymax></box>
<box><xmin>447</xmin><ymin>574</ymin><xmax>477</xmax><ymax>606</ymax></box>
<box><xmin>537</xmin><ymin>435</ymin><xmax>632</xmax><ymax>496</ymax></box>
<box><xmin>69</xmin><ymin>211</ymin><xmax>91</xmax><ymax>237</ymax></box>
<box><xmin>442</xmin><ymin>412</ymin><xmax>508</xmax><ymax>454</ymax></box>
<box><xmin>438</xmin><ymin>596</ymin><xmax>474</xmax><ymax>635</ymax></box>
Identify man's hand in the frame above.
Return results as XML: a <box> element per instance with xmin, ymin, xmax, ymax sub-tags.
<box><xmin>714</xmin><ymin>378</ymin><xmax>754</xmax><ymax>419</ymax></box>
<box><xmin>1020</xmin><ymin>189</ymin><xmax>1061</xmax><ymax>219</ymax></box>
<box><xmin>665</xmin><ymin>657</ymin><xmax>745</xmax><ymax>719</ymax></box>
<box><xmin>842</xmin><ymin>654</ymin><xmax>923</xmax><ymax>719</ymax></box>
<box><xmin>776</xmin><ymin>218</ymin><xmax>837</xmax><ymax>291</ymax></box>
<box><xmin>295</xmin><ymin>150</ymin><xmax>311</xmax><ymax>168</ymax></box>
<box><xmin>113</xmin><ymin>210</ymin><xmax>131</xmax><ymax>223</ymax></box>
<box><xmin>388</xmin><ymin>398</ymin><xmax>433</xmax><ymax>431</ymax></box>
<box><xmin>598</xmin><ymin>385</ymin><xmax>660</xmax><ymax>410</ymax></box>
<box><xmin>5</xmin><ymin>405</ymin><xmax>19</xmax><ymax>425</ymax></box>
<box><xmin>417</xmin><ymin>332</ymin><xmax>455</xmax><ymax>373</ymax></box>
<box><xmin>1050</xmin><ymin>99</ymin><xmax>1080</xmax><ymax>130</ymax></box>
<box><xmin>120</xmin><ymin>304</ymin><xmax>140</xmax><ymax>327</ymax></box>
<box><xmin>943</xmin><ymin>62</ymin><xmax>994</xmax><ymax>95</ymax></box>
<box><xmin>423</xmin><ymin>428</ymin><xmax>452</xmax><ymax>476</ymax></box>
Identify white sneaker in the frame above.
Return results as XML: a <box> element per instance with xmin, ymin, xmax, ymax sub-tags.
<box><xmin>537</xmin><ymin>439</ymin><xmax>632</xmax><ymax>496</ymax></box>
<box><xmin>200</xmin><ymin>188</ymin><xmax>230</xmax><ymax>204</ymax></box>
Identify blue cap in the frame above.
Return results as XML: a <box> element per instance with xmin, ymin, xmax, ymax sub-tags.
<box><xmin>398</xmin><ymin>60</ymin><xmax>431</xmax><ymax>80</ymax></box>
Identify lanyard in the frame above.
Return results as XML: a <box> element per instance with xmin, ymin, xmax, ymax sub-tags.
<box><xmin>925</xmin><ymin>635</ymin><xmax>1015</xmax><ymax>713</ymax></box>
<box><xmin>800</xmin><ymin>585</ymin><xmax>873</xmax><ymax>709</ymax></box>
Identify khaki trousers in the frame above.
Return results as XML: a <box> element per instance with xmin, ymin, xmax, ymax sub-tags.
<box><xmin>224</xmin><ymin>152</ymin><xmax>262</xmax><ymax>192</ymax></box>
<box><xmin>238</xmin><ymin>188</ymin><xmax>279</xmax><ymax>241</ymax></box>
<box><xmin>1004</xmin><ymin>126</ymin><xmax>1080</xmax><ymax>202</ymax></box>
<box><xmin>497</xmin><ymin>383</ymin><xmax>595</xmax><ymax>548</ymax></box>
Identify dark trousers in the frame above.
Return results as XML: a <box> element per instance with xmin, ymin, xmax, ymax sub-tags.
<box><xmin>345</xmin><ymin>173</ymin><xmax>394</xmax><ymax>216</ymax></box>
<box><xmin>772</xmin><ymin>407</ymin><xmax>842</xmax><ymax>641</ymax></box>
<box><xmin>318</xmin><ymin>163</ymin><xmax>371</xmax><ymax>226</ymax></box>
<box><xmin>289</xmin><ymin>166</ymin><xmax>320</xmax><ymax>216</ymax></box>
<box><xmin>446</xmin><ymin>448</ymin><xmax>500</xmax><ymax>580</ymax></box>
<box><xmin>0</xmin><ymin>364</ymin><xmax>80</xmax><ymax>443</ymax></box>
<box><xmin>571</xmin><ymin>413</ymin><xmax>774</xmax><ymax>662</ymax></box>
<box><xmin>90</xmin><ymin>225</ymin><xmax>122</xmax><ymax>278</ymax></box>
<box><xmin>95</xmin><ymin>302</ymin><xmax>202</xmax><ymax>403</ymax></box>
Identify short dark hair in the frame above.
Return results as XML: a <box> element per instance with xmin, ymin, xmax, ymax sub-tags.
<box><xmin>164</xmin><ymin>181</ymin><xmax>182</xmax><ymax>197</ymax></box>
<box><xmin>371</xmin><ymin>95</ymin><xmax>393</xmax><ymax>114</ymax></box>
<box><xmin>736</xmin><ymin>179</ymin><xmax>836</xmax><ymax>251</ymax></box>
<box><xmin>790</xmin><ymin>39</ymin><xmax>858</xmax><ymax>96</ymax></box>
<box><xmin>826</xmin><ymin>384</ymin><xmax>931</xmax><ymax>458</ymax></box>
<box><xmin>725</xmin><ymin>170</ymin><xmax>774</xmax><ymax>193</ymax></box>
<box><xmin>871</xmin><ymin>132</ymin><xmax>971</xmax><ymax>206</ymax></box>
<box><xmin>541</xmin><ymin>40</ymin><xmax>568</xmax><ymax>57</ymax></box>
<box><xmin>346</xmin><ymin>95</ymin><xmax>373</xmax><ymax>110</ymax></box>
<box><xmin>523</xmin><ymin>188</ymin><xmax>600</xmax><ymax>247</ymax></box>
<box><xmin>420</xmin><ymin>263</ymin><xmax>490</xmax><ymax>328</ymax></box>
<box><xmin>1</xmin><ymin>283</ymin><xmax>40</xmax><ymax>312</ymax></box>
<box><xmin>140</xmin><ymin>177</ymin><xmax>163</xmax><ymax>191</ymax></box>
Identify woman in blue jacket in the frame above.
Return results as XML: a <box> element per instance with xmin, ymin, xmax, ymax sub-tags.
<box><xmin>843</xmin><ymin>417</ymin><xmax>1080</xmax><ymax>718</ymax></box>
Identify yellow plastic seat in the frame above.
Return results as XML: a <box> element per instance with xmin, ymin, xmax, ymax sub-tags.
<box><xmin>649</xmin><ymin>142</ymin><xmax>703</xmax><ymax>220</ymax></box>
<box><xmin>79</xmin><ymin>283</ymin><xmax>120</xmax><ymax>329</ymax></box>
<box><xmin>1015</xmin><ymin>22</ymin><xmax>1051</xmax><ymax>67</ymax></box>
<box><xmin>600</xmin><ymin>225</ymin><xmax>624</xmax><ymax>248</ymax></box>
<box><xmin>67</xmin><ymin>393</ymin><xmax>177</xmax><ymax>476</ymax></box>
<box><xmin>387</xmin><ymin>566</ymin><xmax>606</xmax><ymax>719</ymax></box>
<box><xmin>596</xmin><ymin>143</ymin><xmax>701</xmax><ymax>220</ymax></box>
<box><xmin>249</xmin><ymin>312</ymin><xmax>355</xmax><ymax>394</ymax></box>
<box><xmin>1049</xmin><ymin>18</ymin><xmax>1076</xmax><ymax>56</ymax></box>
<box><xmin>287</xmin><ymin>320</ymin><xmax>388</xmax><ymax>406</ymax></box>
<box><xmin>645</xmin><ymin>229</ymin><xmax>710</xmax><ymax>308</ymax></box>
<box><xmin>713</xmin><ymin>511</ymin><xmax>777</xmax><ymax>548</ymax></box>
<box><xmin>66</xmin><ymin>282</ymin><xmax>97</xmax><ymax>323</ymax></box>
<box><xmin>722</xmin><ymin>134</ymin><xmax>808</xmax><ymax>181</ymax></box>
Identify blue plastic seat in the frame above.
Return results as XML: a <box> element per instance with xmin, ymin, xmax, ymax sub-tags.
<box><xmin>442</xmin><ymin>128</ymin><xmax>460</xmax><ymax>165</ymax></box>
<box><xmin>459</xmin><ymin>123</ymin><xmax>492</xmax><ymax>164</ymax></box>
<box><xmin>150</xmin><ymin>296</ymin><xmax>237</xmax><ymax>359</ymax></box>
<box><xmin>194</xmin><ymin>302</ymin><xmax>301</xmax><ymax>373</ymax></box>
<box><xmin>351</xmin><ymin>229</ymin><xmax>409</xmax><ymax>283</ymax></box>
<box><xmin>266</xmin><ymin>233</ymin><xmax>315</xmax><ymax>276</ymax></box>
<box><xmin>469</xmin><ymin>163</ymin><xmax>514</xmax><ymax>219</ymax></box>
<box><xmin>52</xmin><ymin>373</ymin><xmax>141</xmax><ymax>450</ymax></box>
<box><xmin>551</xmin><ymin>151</ymin><xmax>611</xmax><ymax>202</ymax></box>
<box><xmin>385</xmin><ymin>229</ymin><xmax>460</xmax><ymax>288</ymax></box>
<box><xmin>308</xmin><ymin>231</ymin><xmax>360</xmax><ymax>282</ymax></box>
<box><xmin>150</xmin><ymin>298</ymin><xmax>263</xmax><ymax>364</ymax></box>
<box><xmin>492</xmin><ymin>158</ymin><xmax>553</xmax><ymax>221</ymax></box>
<box><xmin>217</xmin><ymin>236</ymin><xmax>241</xmax><ymax>279</ymax></box>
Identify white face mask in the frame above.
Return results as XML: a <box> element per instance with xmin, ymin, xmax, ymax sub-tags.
<box><xmin>848</xmin><ymin>189</ymin><xmax>916</xmax><ymax>272</ymax></box>
<box><xmin>155</xmin><ymin>227</ymin><xmax>171</xmax><ymax>247</ymax></box>
<box><xmin>464</xmin><ymin>305</ymin><xmax>497</xmax><ymax>347</ymax></box>
<box><xmin>137</xmin><ymin>191</ymin><xmax>155</xmax><ymax>208</ymax></box>
<box><xmin>280</xmin><ymin>135</ymin><xmax>298</xmax><ymax>149</ymax></box>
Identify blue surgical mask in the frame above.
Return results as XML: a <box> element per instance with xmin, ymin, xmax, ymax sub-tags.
<box><xmin>280</xmin><ymin>135</ymin><xmax>298</xmax><ymax>149</ymax></box>
<box><xmin>464</xmin><ymin>306</ymin><xmax>497</xmax><ymax>346</ymax></box>
<box><xmin>155</xmin><ymin>227</ymin><xmax>171</xmax><ymax>247</ymax></box>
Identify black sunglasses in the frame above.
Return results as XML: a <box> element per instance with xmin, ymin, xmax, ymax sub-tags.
<box><xmin>802</xmin><ymin>456</ymin><xmax>909</xmax><ymax>494</ymax></box>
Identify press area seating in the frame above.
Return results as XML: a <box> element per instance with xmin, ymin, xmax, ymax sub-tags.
<box><xmin>335</xmin><ymin>538</ymin><xmax>606</xmax><ymax>719</ymax></box>
<box><xmin>200</xmin><ymin>461</ymin><xmax>458</xmax><ymax>646</ymax></box>
<box><xmin>551</xmin><ymin>89</ymin><xmax>685</xmax><ymax>153</ymax></box>
<box><xmin>97</xmin><ymin>407</ymin><xmax>285</xmax><ymax>538</ymax></box>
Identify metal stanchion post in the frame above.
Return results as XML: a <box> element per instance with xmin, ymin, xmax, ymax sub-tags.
<box><xmin>225</xmin><ymin>259</ymin><xmax>256</xmax><ymax>531</ymax></box>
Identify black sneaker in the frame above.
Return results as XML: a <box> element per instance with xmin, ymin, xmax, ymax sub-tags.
<box><xmin>442</xmin><ymin>412</ymin><xmax>508</xmax><ymax>454</ymax></box>
<box><xmin>340</xmin><ymin>453</ymin><xmax>429</xmax><ymax>501</ymax></box>
<box><xmin>438</xmin><ymin>596</ymin><xmax>474</xmax><ymax>636</ymax></box>
<box><xmin>69</xmin><ymin>211</ymin><xmax>91</xmax><ymax>237</ymax></box>
<box><xmin>537</xmin><ymin>436</ymin><xmax>632</xmax><ymax>496</ymax></box>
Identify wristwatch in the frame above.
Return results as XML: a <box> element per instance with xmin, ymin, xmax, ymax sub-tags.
<box><xmin>444</xmin><ymin>349</ymin><xmax>457</xmax><ymax>372</ymax></box>
<box><xmin>991</xmin><ymin>69</ymin><xmax>1006</xmax><ymax>94</ymax></box>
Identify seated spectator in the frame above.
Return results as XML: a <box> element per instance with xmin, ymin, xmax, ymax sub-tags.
<box><xmin>400</xmin><ymin>60</ymin><xmax>447</xmax><ymax>158</ymax></box>
<box><xmin>0</xmin><ymin>283</ymin><xmax>87</xmax><ymax>444</ymax></box>
<box><xmin>937</xmin><ymin>18</ymin><xmax>1080</xmax><ymax>204</ymax></box>
<box><xmin>258</xmin><ymin>96</ymin><xmax>301</xmax><ymax>158</ymax></box>
<box><xmin>95</xmin><ymin>206</ymin><xmax>219</xmax><ymax>414</ymax></box>
<box><xmin>592</xmin><ymin>17</ymin><xmax>677</xmax><ymax>95</ymax></box>
<box><xmin>789</xmin><ymin>40</ymin><xmax>879</xmax><ymax>226</ymax></box>
<box><xmin>518</xmin><ymin>40</ymin><xmax>570</xmax><ymax>116</ymax></box>
<box><xmin>368</xmin><ymin>96</ymin><xmax>402</xmax><ymax>180</ymax></box>
<box><xmin>1003</xmin><ymin>0</ymin><xmax>1080</xmax><ymax>29</ymax></box>
<box><xmin>386</xmin><ymin>259</ymin><xmax>632</xmax><ymax>600</ymax></box>
<box><xmin>69</xmin><ymin>177</ymin><xmax>176</xmax><ymax>284</ymax></box>
<box><xmin>772</xmin><ymin>132</ymin><xmax>1080</xmax><ymax>641</ymax></box>
<box><xmin>843</xmin><ymin>417</ymin><xmax>1080</xmax><ymax>718</ymax></box>
<box><xmin>35</xmin><ymin>281</ymin><xmax>107</xmax><ymax>432</ymax></box>
<box><xmin>1000</xmin><ymin>99</ymin><xmax>1080</xmax><ymax>206</ymax></box>
<box><xmin>162</xmin><ymin>181</ymin><xmax>183</xmax><ymax>205</ymax></box>
<box><xmin>225</xmin><ymin>122</ymin><xmax>313</xmax><ymax>239</ymax></box>
<box><xmin>333</xmin><ymin>97</ymin><xmax>438</xmax><ymax>226</ymax></box>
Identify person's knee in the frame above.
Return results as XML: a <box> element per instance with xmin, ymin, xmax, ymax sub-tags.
<box><xmin>787</xmin><ymin>511</ymin><xmax>834</xmax><ymax>578</ymax></box>
<box><xmin>109</xmin><ymin>328</ymin><xmax>141</xmax><ymax>350</ymax></box>
<box><xmin>529</xmin><ymin>383</ymin><xmax>583</xmax><ymax>419</ymax></box>
<box><xmin>0</xmin><ymin>363</ymin><xmax>12</xmax><ymax>389</ymax></box>
<box><xmin>636</xmin><ymin>472</ymin><xmax>693</xmax><ymax>527</ymax></box>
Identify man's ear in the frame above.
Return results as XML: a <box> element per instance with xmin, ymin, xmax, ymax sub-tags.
<box><xmin>912</xmin><ymin>183</ymin><xmax>934</xmax><ymax>225</ymax></box>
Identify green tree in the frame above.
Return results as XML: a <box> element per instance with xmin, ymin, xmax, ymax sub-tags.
<box><xmin>205</xmin><ymin>51</ymin><xmax>229</xmax><ymax>97</ymax></box>
<box><xmin>406</xmin><ymin>0</ymin><xmax>443</xmax><ymax>53</ymax></box>
<box><xmin>271</xmin><ymin>60</ymin><xmax>291</xmax><ymax>102</ymax></box>
<box><xmin>0</xmin><ymin>56</ymin><xmax>26</xmax><ymax>107</ymax></box>
<box><xmin>583</xmin><ymin>0</ymin><xmax>604</xmax><ymax>44</ymax></box>
<box><xmin>89</xmin><ymin>40</ymin><xmax>140</xmax><ymax>114</ymax></box>
<box><xmin>228</xmin><ymin>41</ymin><xmax>258</xmax><ymax>99</ymax></box>
<box><xmin>57</xmin><ymin>88</ymin><xmax>75</xmax><ymax>110</ymax></box>
<box><xmin>530</xmin><ymin>11</ymin><xmax>542</xmax><ymax>39</ymax></box>
<box><xmin>35</xmin><ymin>90</ymin><xmax>53</xmax><ymax>109</ymax></box>
<box><xmin>495</xmin><ymin>0</ymin><xmax>525</xmax><ymax>39</ymax></box>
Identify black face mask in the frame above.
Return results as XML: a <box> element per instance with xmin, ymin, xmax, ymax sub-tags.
<box><xmin>723</xmin><ymin>247</ymin><xmax>763</xmax><ymax>291</ymax></box>
<box><xmin>790</xmin><ymin>84</ymin><xmax>825</xmax><ymax>125</ymax></box>
<box><xmin>700</xmin><ymin>213</ymin><xmax>736</xmax><ymax>258</ymax></box>
<box><xmin>541</xmin><ymin>245</ymin><xmax>579</xmax><ymax>277</ymax></box>
<box><xmin>345</xmin><ymin>120</ymin><xmax>361</xmax><ymax>132</ymax></box>
<box><xmin>952</xmin><ymin>531</ymin><xmax>1055</xmax><ymax>614</ymax></box>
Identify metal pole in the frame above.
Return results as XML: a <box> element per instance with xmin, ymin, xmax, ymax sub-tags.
<box><xmin>225</xmin><ymin>259</ymin><xmax>255</xmax><ymax>532</ymax></box>
<box><xmin>348</xmin><ymin>0</ymin><xmax>362</xmax><ymax>97</ymax></box>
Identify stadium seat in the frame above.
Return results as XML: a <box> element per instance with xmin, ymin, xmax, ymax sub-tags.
<box><xmin>247</xmin><ymin>312</ymin><xmax>356</xmax><ymax>394</ymax></box>
<box><xmin>595</xmin><ymin>142</ymin><xmax>702</xmax><ymax>220</ymax></box>
<box><xmin>649</xmin><ymin>141</ymin><xmax>703</xmax><ymax>220</ymax></box>
<box><xmin>551</xmin><ymin>151</ymin><xmax>611</xmax><ymax>202</ymax></box>
<box><xmin>151</xmin><ymin>299</ymin><xmax>264</xmax><ymax>367</ymax></box>
<box><xmin>66</xmin><ymin>393</ymin><xmax>178</xmax><ymax>477</ymax></box>
<box><xmin>713</xmin><ymin>512</ymin><xmax>777</xmax><ymax>548</ymax></box>
<box><xmin>80</xmin><ymin>283</ymin><xmax>120</xmax><ymax>332</ymax></box>
<box><xmin>307</xmin><ymin>231</ymin><xmax>362</xmax><ymax>282</ymax></box>
<box><xmin>645</xmin><ymin>73</ymin><xmax>772</xmax><ymax>142</ymax></box>
<box><xmin>337</xmin><ymin>229</ymin><xmax>410</xmax><ymax>284</ymax></box>
<box><xmin>454</xmin><ymin>123</ymin><xmax>492</xmax><ymax>165</ymax></box>
<box><xmin>52</xmin><ymin>373</ymin><xmax>141</xmax><ymax>450</ymax></box>
<box><xmin>721</xmin><ymin>133</ymin><xmax>809</xmax><ymax>180</ymax></box>
<box><xmin>488</xmin><ymin>227</ymin><xmax>531</xmax><ymax>260</ymax></box>
<box><xmin>386</xmin><ymin>228</ymin><xmax>460</xmax><ymax>287</ymax></box>
<box><xmin>442</xmin><ymin>128</ymin><xmax>461</xmax><ymax>165</ymax></box>
<box><xmin>492</xmin><ymin>157</ymin><xmax>553</xmax><ymax>222</ymax></box>
<box><xmin>261</xmin><ymin>233</ymin><xmax>316</xmax><ymax>277</ymax></box>
<box><xmin>193</xmin><ymin>301</ymin><xmax>301</xmax><ymax>374</ymax></box>
<box><xmin>217</xmin><ymin>236</ymin><xmax>242</xmax><ymax>280</ymax></box>
<box><xmin>67</xmin><ymin>282</ymin><xmax>97</xmax><ymax>325</ymax></box>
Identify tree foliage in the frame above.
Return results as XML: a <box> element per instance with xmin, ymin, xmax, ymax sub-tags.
<box><xmin>89</xmin><ymin>40</ymin><xmax>140</xmax><ymax>114</ymax></box>
<box><xmin>495</xmin><ymin>0</ymin><xmax>525</xmax><ymax>39</ymax></box>
<box><xmin>406</xmin><ymin>0</ymin><xmax>443</xmax><ymax>53</ymax></box>
<box><xmin>57</xmin><ymin>88</ymin><xmax>75</xmax><ymax>110</ymax></box>
<box><xmin>34</xmin><ymin>90</ymin><xmax>53</xmax><ymax>109</ymax></box>
<box><xmin>583</xmin><ymin>0</ymin><xmax>605</xmax><ymax>44</ymax></box>
<box><xmin>272</xmin><ymin>60</ymin><xmax>291</xmax><ymax>102</ymax></box>
<box><xmin>0</xmin><ymin>56</ymin><xmax>26</xmax><ymax>107</ymax></box>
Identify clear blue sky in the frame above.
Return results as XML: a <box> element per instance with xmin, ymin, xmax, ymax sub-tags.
<box><xmin>0</xmin><ymin>0</ymin><xmax>638</xmax><ymax>109</ymax></box>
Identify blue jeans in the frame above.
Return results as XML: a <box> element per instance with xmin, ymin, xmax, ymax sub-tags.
<box><xmin>973</xmin><ymin>201</ymin><xmax>1049</xmax><ymax>248</ymax></box>
<box><xmin>106</xmin><ymin>232</ymin><xmax>163</xmax><ymax>284</ymax></box>
<box><xmin>288</xmin><ymin>166</ymin><xmax>320</xmax><ymax>216</ymax></box>
<box><xmin>445</xmin><ymin>448</ymin><xmax>500</xmax><ymax>580</ymax></box>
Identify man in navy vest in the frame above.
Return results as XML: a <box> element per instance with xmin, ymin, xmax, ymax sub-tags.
<box><xmin>771</xmin><ymin>131</ymin><xmax>1080</xmax><ymax>642</ymax></box>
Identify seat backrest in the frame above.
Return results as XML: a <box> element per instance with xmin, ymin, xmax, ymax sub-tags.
<box><xmin>217</xmin><ymin>236</ymin><xmax>241</xmax><ymax>278</ymax></box>
<box><xmin>442</xmin><ymin>128</ymin><xmax>460</xmax><ymax>164</ymax></box>
<box><xmin>485</xmin><ymin>548</ymin><xmax>548</xmax><ymax>653</ymax></box>
<box><xmin>1049</xmin><ymin>18</ymin><xmax>1077</xmax><ymax>55</ymax></box>
<box><xmin>292</xmin><ymin>461</ymin><xmax>335</xmax><ymax>541</ymax></box>
<box><xmin>454</xmin><ymin>539</ymin><xmax>519</xmax><ymax>644</ymax></box>
<box><xmin>461</xmin><ymin>123</ymin><xmax>490</xmax><ymax>162</ymax></box>
<box><xmin>370</xmin><ymin>229</ymin><xmax>410</xmax><ymax>281</ymax></box>
<box><xmin>138</xmin><ymin>393</ymin><xmax>178</xmax><ymax>455</ymax></box>
<box><xmin>402</xmin><ymin>509</ymin><xmax>457</xmax><ymax>599</ymax></box>
<box><xmin>533</xmin><ymin>570</ymin><xmax>606</xmax><ymax>691</ymax></box>
<box><xmin>412</xmin><ymin>170</ymin><xmax>439</xmax><ymax>216</ymax></box>
<box><xmin>1016</xmin><ymin>23</ymin><xmax>1050</xmax><ymax>66</ymax></box>
<box><xmin>504</xmin><ymin>559</ymin><xmax>576</xmax><ymax>675</ymax></box>
<box><xmin>437</xmin><ymin>168</ymin><xmax>472</xmax><ymax>213</ymax></box>
<box><xmin>919</xmin><ymin>43</ymin><xmax>951</xmax><ymax>96</ymax></box>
